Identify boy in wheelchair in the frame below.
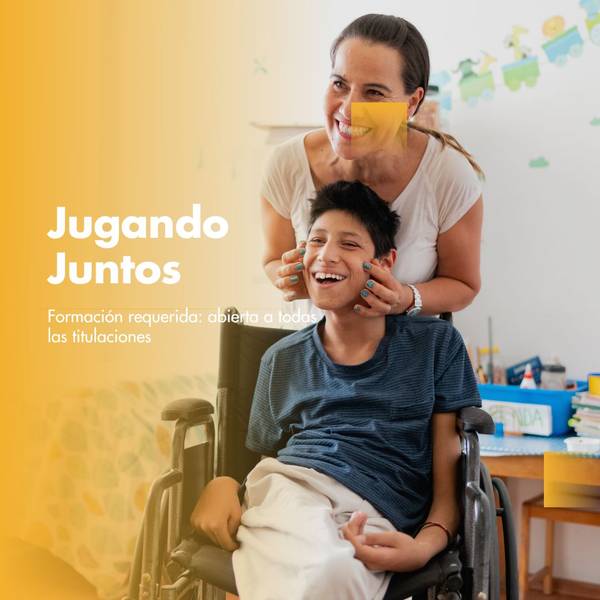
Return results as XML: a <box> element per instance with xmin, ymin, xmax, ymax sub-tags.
<box><xmin>190</xmin><ymin>180</ymin><xmax>481</xmax><ymax>600</ymax></box>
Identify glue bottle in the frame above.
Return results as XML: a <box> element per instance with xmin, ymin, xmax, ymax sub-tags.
<box><xmin>541</xmin><ymin>356</ymin><xmax>567</xmax><ymax>390</ymax></box>
<box><xmin>520</xmin><ymin>363</ymin><xmax>537</xmax><ymax>389</ymax></box>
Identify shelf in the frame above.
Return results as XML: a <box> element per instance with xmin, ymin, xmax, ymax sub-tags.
<box><xmin>250</xmin><ymin>121</ymin><xmax>321</xmax><ymax>130</ymax></box>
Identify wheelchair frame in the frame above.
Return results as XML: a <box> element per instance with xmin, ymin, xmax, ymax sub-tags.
<box><xmin>125</xmin><ymin>309</ymin><xmax>518</xmax><ymax>600</ymax></box>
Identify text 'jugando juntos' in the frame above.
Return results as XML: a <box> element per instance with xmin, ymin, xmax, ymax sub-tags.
<box><xmin>47</xmin><ymin>204</ymin><xmax>229</xmax><ymax>285</ymax></box>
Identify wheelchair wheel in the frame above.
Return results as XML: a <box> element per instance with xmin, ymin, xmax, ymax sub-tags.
<box><xmin>438</xmin><ymin>593</ymin><xmax>460</xmax><ymax>600</ymax></box>
<box><xmin>492</xmin><ymin>477</ymin><xmax>519</xmax><ymax>600</ymax></box>
<box><xmin>480</xmin><ymin>463</ymin><xmax>501</xmax><ymax>600</ymax></box>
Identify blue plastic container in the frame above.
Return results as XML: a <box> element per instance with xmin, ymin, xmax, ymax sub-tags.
<box><xmin>478</xmin><ymin>381</ymin><xmax>588</xmax><ymax>436</ymax></box>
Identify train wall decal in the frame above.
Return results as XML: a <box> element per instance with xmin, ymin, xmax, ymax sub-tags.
<box><xmin>437</xmin><ymin>3</ymin><xmax>600</xmax><ymax>108</ymax></box>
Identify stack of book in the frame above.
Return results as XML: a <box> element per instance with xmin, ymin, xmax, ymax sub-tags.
<box><xmin>570</xmin><ymin>391</ymin><xmax>600</xmax><ymax>437</ymax></box>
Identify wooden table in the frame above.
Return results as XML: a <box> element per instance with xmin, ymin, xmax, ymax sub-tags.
<box><xmin>483</xmin><ymin>449</ymin><xmax>600</xmax><ymax>486</ymax></box>
<box><xmin>480</xmin><ymin>438</ymin><xmax>600</xmax><ymax>600</ymax></box>
<box><xmin>483</xmin><ymin>454</ymin><xmax>543</xmax><ymax>480</ymax></box>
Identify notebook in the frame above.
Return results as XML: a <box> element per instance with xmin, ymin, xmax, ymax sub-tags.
<box><xmin>479</xmin><ymin>434</ymin><xmax>570</xmax><ymax>456</ymax></box>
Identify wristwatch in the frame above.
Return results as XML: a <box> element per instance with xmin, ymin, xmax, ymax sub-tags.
<box><xmin>405</xmin><ymin>284</ymin><xmax>422</xmax><ymax>317</ymax></box>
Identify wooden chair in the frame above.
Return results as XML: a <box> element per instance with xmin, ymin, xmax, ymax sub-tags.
<box><xmin>519</xmin><ymin>493</ymin><xmax>600</xmax><ymax>599</ymax></box>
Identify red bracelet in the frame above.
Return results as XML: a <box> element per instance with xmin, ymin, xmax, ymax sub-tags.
<box><xmin>418</xmin><ymin>521</ymin><xmax>454</xmax><ymax>547</ymax></box>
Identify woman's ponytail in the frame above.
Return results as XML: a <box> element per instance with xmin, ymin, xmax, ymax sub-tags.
<box><xmin>408</xmin><ymin>122</ymin><xmax>485</xmax><ymax>179</ymax></box>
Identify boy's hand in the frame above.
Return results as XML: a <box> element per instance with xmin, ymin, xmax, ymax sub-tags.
<box><xmin>190</xmin><ymin>476</ymin><xmax>242</xmax><ymax>552</ymax></box>
<box><xmin>342</xmin><ymin>512</ymin><xmax>429</xmax><ymax>572</ymax></box>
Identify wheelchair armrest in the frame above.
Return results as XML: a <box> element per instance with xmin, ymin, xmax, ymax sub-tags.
<box><xmin>458</xmin><ymin>406</ymin><xmax>494</xmax><ymax>434</ymax></box>
<box><xmin>169</xmin><ymin>534</ymin><xmax>205</xmax><ymax>569</ymax></box>
<box><xmin>385</xmin><ymin>545</ymin><xmax>462</xmax><ymax>599</ymax></box>
<box><xmin>170</xmin><ymin>535</ymin><xmax>238</xmax><ymax>595</ymax></box>
<box><xmin>162</xmin><ymin>397</ymin><xmax>214</xmax><ymax>422</ymax></box>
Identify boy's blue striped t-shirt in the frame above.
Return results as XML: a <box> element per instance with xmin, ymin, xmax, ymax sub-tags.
<box><xmin>246</xmin><ymin>314</ymin><xmax>481</xmax><ymax>533</ymax></box>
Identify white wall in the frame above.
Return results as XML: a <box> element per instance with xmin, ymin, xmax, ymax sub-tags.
<box><xmin>237</xmin><ymin>0</ymin><xmax>600</xmax><ymax>584</ymax></box>
<box><xmin>243</xmin><ymin>0</ymin><xmax>600</xmax><ymax>376</ymax></box>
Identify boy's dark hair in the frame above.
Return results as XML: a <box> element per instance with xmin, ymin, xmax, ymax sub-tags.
<box><xmin>307</xmin><ymin>180</ymin><xmax>400</xmax><ymax>258</ymax></box>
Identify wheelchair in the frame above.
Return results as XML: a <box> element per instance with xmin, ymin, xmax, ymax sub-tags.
<box><xmin>125</xmin><ymin>308</ymin><xmax>519</xmax><ymax>600</ymax></box>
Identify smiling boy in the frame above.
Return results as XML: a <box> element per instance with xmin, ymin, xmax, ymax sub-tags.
<box><xmin>191</xmin><ymin>181</ymin><xmax>480</xmax><ymax>600</ymax></box>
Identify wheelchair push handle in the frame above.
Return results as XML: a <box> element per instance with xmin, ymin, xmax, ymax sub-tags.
<box><xmin>162</xmin><ymin>397</ymin><xmax>214</xmax><ymax>422</ymax></box>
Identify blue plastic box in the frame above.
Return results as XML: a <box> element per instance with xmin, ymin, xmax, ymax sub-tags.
<box><xmin>478</xmin><ymin>381</ymin><xmax>588</xmax><ymax>436</ymax></box>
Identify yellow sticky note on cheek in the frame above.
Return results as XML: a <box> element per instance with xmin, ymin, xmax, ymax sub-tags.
<box><xmin>351</xmin><ymin>102</ymin><xmax>408</xmax><ymax>151</ymax></box>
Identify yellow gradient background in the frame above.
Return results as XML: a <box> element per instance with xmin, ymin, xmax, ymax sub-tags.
<box><xmin>0</xmin><ymin>1</ymin><xmax>281</xmax><ymax>597</ymax></box>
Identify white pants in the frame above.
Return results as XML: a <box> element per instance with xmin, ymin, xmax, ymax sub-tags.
<box><xmin>232</xmin><ymin>458</ymin><xmax>395</xmax><ymax>600</ymax></box>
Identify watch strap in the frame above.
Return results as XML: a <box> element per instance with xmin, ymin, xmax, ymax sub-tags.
<box><xmin>405</xmin><ymin>284</ymin><xmax>422</xmax><ymax>316</ymax></box>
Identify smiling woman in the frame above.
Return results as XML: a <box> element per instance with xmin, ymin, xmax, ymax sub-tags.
<box><xmin>261</xmin><ymin>13</ymin><xmax>484</xmax><ymax>317</ymax></box>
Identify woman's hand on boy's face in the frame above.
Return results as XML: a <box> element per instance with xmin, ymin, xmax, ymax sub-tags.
<box><xmin>342</xmin><ymin>523</ymin><xmax>430</xmax><ymax>572</ymax></box>
<box><xmin>353</xmin><ymin>261</ymin><xmax>412</xmax><ymax>317</ymax></box>
<box><xmin>276</xmin><ymin>242</ymin><xmax>310</xmax><ymax>302</ymax></box>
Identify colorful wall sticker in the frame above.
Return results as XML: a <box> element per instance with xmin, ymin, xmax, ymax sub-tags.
<box><xmin>580</xmin><ymin>0</ymin><xmax>600</xmax><ymax>44</ymax></box>
<box><xmin>479</xmin><ymin>51</ymin><xmax>498</xmax><ymax>74</ymax></box>
<box><xmin>529</xmin><ymin>156</ymin><xmax>550</xmax><ymax>168</ymax></box>
<box><xmin>504</xmin><ymin>25</ymin><xmax>532</xmax><ymax>61</ymax></box>
<box><xmin>542</xmin><ymin>16</ymin><xmax>584</xmax><ymax>66</ymax></box>
<box><xmin>455</xmin><ymin>55</ymin><xmax>496</xmax><ymax>106</ymax></box>
<box><xmin>253</xmin><ymin>57</ymin><xmax>268</xmax><ymax>75</ymax></box>
<box><xmin>502</xmin><ymin>26</ymin><xmax>540</xmax><ymax>91</ymax></box>
<box><xmin>429</xmin><ymin>71</ymin><xmax>453</xmax><ymax>111</ymax></box>
<box><xmin>432</xmin><ymin>6</ymin><xmax>600</xmax><ymax>113</ymax></box>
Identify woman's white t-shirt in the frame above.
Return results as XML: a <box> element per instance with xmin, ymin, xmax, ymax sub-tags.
<box><xmin>261</xmin><ymin>131</ymin><xmax>482</xmax><ymax>285</ymax></box>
